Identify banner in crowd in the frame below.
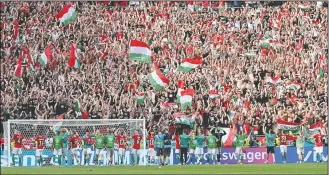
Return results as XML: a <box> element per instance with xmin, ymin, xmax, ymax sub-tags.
<box><xmin>277</xmin><ymin>119</ymin><xmax>301</xmax><ymax>134</ymax></box>
<box><xmin>173</xmin><ymin>113</ymin><xmax>194</xmax><ymax>127</ymax></box>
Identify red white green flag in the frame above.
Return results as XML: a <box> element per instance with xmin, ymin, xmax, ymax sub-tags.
<box><xmin>68</xmin><ymin>43</ymin><xmax>81</xmax><ymax>70</ymax></box>
<box><xmin>286</xmin><ymin>82</ymin><xmax>302</xmax><ymax>90</ymax></box>
<box><xmin>13</xmin><ymin>54</ymin><xmax>23</xmax><ymax>80</ymax></box>
<box><xmin>129</xmin><ymin>40</ymin><xmax>151</xmax><ymax>63</ymax></box>
<box><xmin>55</xmin><ymin>4</ymin><xmax>78</xmax><ymax>26</ymax></box>
<box><xmin>40</xmin><ymin>43</ymin><xmax>53</xmax><ymax>68</ymax></box>
<box><xmin>209</xmin><ymin>89</ymin><xmax>219</xmax><ymax>99</ymax></box>
<box><xmin>178</xmin><ymin>58</ymin><xmax>203</xmax><ymax>72</ymax></box>
<box><xmin>180</xmin><ymin>88</ymin><xmax>195</xmax><ymax>110</ymax></box>
<box><xmin>149</xmin><ymin>70</ymin><xmax>169</xmax><ymax>90</ymax></box>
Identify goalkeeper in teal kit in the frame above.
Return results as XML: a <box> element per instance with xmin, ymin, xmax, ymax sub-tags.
<box><xmin>60</xmin><ymin>128</ymin><xmax>69</xmax><ymax>166</ymax></box>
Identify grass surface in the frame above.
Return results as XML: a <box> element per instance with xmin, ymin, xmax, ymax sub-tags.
<box><xmin>1</xmin><ymin>164</ymin><xmax>327</xmax><ymax>174</ymax></box>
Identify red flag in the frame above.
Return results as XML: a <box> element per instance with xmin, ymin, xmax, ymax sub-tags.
<box><xmin>178</xmin><ymin>80</ymin><xmax>185</xmax><ymax>89</ymax></box>
<box><xmin>13</xmin><ymin>54</ymin><xmax>23</xmax><ymax>80</ymax></box>
<box><xmin>13</xmin><ymin>19</ymin><xmax>19</xmax><ymax>41</ymax></box>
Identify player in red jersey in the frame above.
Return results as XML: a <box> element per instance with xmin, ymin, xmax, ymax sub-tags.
<box><xmin>116</xmin><ymin>131</ymin><xmax>127</xmax><ymax>165</ymax></box>
<box><xmin>12</xmin><ymin>130</ymin><xmax>24</xmax><ymax>166</ymax></box>
<box><xmin>278</xmin><ymin>130</ymin><xmax>288</xmax><ymax>163</ymax></box>
<box><xmin>35</xmin><ymin>134</ymin><xmax>46</xmax><ymax>166</ymax></box>
<box><xmin>70</xmin><ymin>131</ymin><xmax>81</xmax><ymax>166</ymax></box>
<box><xmin>173</xmin><ymin>133</ymin><xmax>181</xmax><ymax>164</ymax></box>
<box><xmin>0</xmin><ymin>137</ymin><xmax>4</xmax><ymax>151</ymax></box>
<box><xmin>147</xmin><ymin>131</ymin><xmax>155</xmax><ymax>164</ymax></box>
<box><xmin>313</xmin><ymin>130</ymin><xmax>324</xmax><ymax>163</ymax></box>
<box><xmin>131</xmin><ymin>130</ymin><xmax>143</xmax><ymax>165</ymax></box>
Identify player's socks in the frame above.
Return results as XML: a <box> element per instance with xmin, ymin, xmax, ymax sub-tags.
<box><xmin>19</xmin><ymin>156</ymin><xmax>22</xmax><ymax>166</ymax></box>
<box><xmin>137</xmin><ymin>156</ymin><xmax>140</xmax><ymax>165</ymax></box>
<box><xmin>12</xmin><ymin>156</ymin><xmax>15</xmax><ymax>166</ymax></box>
<box><xmin>58</xmin><ymin>157</ymin><xmax>61</xmax><ymax>166</ymax></box>
<box><xmin>38</xmin><ymin>158</ymin><xmax>41</xmax><ymax>166</ymax></box>
<box><xmin>217</xmin><ymin>154</ymin><xmax>220</xmax><ymax>164</ymax></box>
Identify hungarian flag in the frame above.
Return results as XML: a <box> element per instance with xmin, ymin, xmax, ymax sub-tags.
<box><xmin>176</xmin><ymin>80</ymin><xmax>185</xmax><ymax>104</ymax></box>
<box><xmin>317</xmin><ymin>56</ymin><xmax>325</xmax><ymax>81</ymax></box>
<box><xmin>40</xmin><ymin>43</ymin><xmax>53</xmax><ymax>68</ymax></box>
<box><xmin>303</xmin><ymin>121</ymin><xmax>323</xmax><ymax>137</ymax></box>
<box><xmin>241</xmin><ymin>53</ymin><xmax>257</xmax><ymax>58</ymax></box>
<box><xmin>68</xmin><ymin>43</ymin><xmax>81</xmax><ymax>70</ymax></box>
<box><xmin>209</xmin><ymin>89</ymin><xmax>219</xmax><ymax>99</ymax></box>
<box><xmin>149</xmin><ymin>70</ymin><xmax>169</xmax><ymax>90</ymax></box>
<box><xmin>22</xmin><ymin>48</ymin><xmax>35</xmax><ymax>75</ymax></box>
<box><xmin>265</xmin><ymin>74</ymin><xmax>283</xmax><ymax>84</ymax></box>
<box><xmin>180</xmin><ymin>88</ymin><xmax>195</xmax><ymax>111</ymax></box>
<box><xmin>173</xmin><ymin>113</ymin><xmax>194</xmax><ymax>128</ymax></box>
<box><xmin>298</xmin><ymin>4</ymin><xmax>309</xmax><ymax>11</ymax></box>
<box><xmin>259</xmin><ymin>39</ymin><xmax>281</xmax><ymax>48</ymax></box>
<box><xmin>286</xmin><ymin>82</ymin><xmax>302</xmax><ymax>90</ymax></box>
<box><xmin>55</xmin><ymin>4</ymin><xmax>78</xmax><ymax>26</ymax></box>
<box><xmin>178</xmin><ymin>58</ymin><xmax>203</xmax><ymax>72</ymax></box>
<box><xmin>277</xmin><ymin>119</ymin><xmax>301</xmax><ymax>134</ymax></box>
<box><xmin>13</xmin><ymin>54</ymin><xmax>23</xmax><ymax>80</ymax></box>
<box><xmin>129</xmin><ymin>40</ymin><xmax>151</xmax><ymax>63</ymax></box>
<box><xmin>134</xmin><ymin>90</ymin><xmax>146</xmax><ymax>104</ymax></box>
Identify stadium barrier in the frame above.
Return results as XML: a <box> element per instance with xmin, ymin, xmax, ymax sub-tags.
<box><xmin>1</xmin><ymin>147</ymin><xmax>327</xmax><ymax>166</ymax></box>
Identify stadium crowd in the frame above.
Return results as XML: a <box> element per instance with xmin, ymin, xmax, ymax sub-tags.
<box><xmin>0</xmin><ymin>1</ymin><xmax>328</xmax><ymax>138</ymax></box>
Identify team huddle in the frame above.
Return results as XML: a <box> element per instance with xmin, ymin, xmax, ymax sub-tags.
<box><xmin>10</xmin><ymin>127</ymin><xmax>324</xmax><ymax>167</ymax></box>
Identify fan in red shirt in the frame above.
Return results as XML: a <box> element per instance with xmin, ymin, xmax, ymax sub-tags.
<box><xmin>173</xmin><ymin>133</ymin><xmax>180</xmax><ymax>164</ymax></box>
<box><xmin>147</xmin><ymin>131</ymin><xmax>156</xmax><ymax>164</ymax></box>
<box><xmin>12</xmin><ymin>130</ymin><xmax>24</xmax><ymax>166</ymax></box>
<box><xmin>0</xmin><ymin>137</ymin><xmax>4</xmax><ymax>151</ymax></box>
<box><xmin>278</xmin><ymin>130</ymin><xmax>288</xmax><ymax>163</ymax></box>
<box><xmin>35</xmin><ymin>134</ymin><xmax>46</xmax><ymax>166</ymax></box>
<box><xmin>116</xmin><ymin>131</ymin><xmax>127</xmax><ymax>165</ymax></box>
<box><xmin>131</xmin><ymin>130</ymin><xmax>143</xmax><ymax>165</ymax></box>
<box><xmin>313</xmin><ymin>130</ymin><xmax>324</xmax><ymax>163</ymax></box>
<box><xmin>70</xmin><ymin>131</ymin><xmax>81</xmax><ymax>165</ymax></box>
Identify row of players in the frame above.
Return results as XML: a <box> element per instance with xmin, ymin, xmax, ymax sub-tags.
<box><xmin>11</xmin><ymin>127</ymin><xmax>325</xmax><ymax>167</ymax></box>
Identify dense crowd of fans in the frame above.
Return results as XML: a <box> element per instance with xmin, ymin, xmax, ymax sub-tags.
<box><xmin>0</xmin><ymin>1</ymin><xmax>328</xmax><ymax>136</ymax></box>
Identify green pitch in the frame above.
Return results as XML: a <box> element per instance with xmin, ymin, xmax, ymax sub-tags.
<box><xmin>1</xmin><ymin>164</ymin><xmax>327</xmax><ymax>174</ymax></box>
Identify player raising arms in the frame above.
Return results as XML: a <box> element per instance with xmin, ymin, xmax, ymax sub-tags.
<box><xmin>52</xmin><ymin>131</ymin><xmax>63</xmax><ymax>166</ymax></box>
<box><xmin>131</xmin><ymin>130</ymin><xmax>143</xmax><ymax>165</ymax></box>
<box><xmin>95</xmin><ymin>130</ymin><xmax>105</xmax><ymax>166</ymax></box>
<box><xmin>147</xmin><ymin>130</ymin><xmax>156</xmax><ymax>165</ymax></box>
<box><xmin>189</xmin><ymin>130</ymin><xmax>197</xmax><ymax>164</ymax></box>
<box><xmin>82</xmin><ymin>130</ymin><xmax>94</xmax><ymax>166</ymax></box>
<box><xmin>116</xmin><ymin>131</ymin><xmax>127</xmax><ymax>165</ymax></box>
<box><xmin>60</xmin><ymin>128</ymin><xmax>69</xmax><ymax>166</ymax></box>
<box><xmin>195</xmin><ymin>129</ymin><xmax>205</xmax><ymax>165</ymax></box>
<box><xmin>278</xmin><ymin>130</ymin><xmax>288</xmax><ymax>163</ymax></box>
<box><xmin>12</xmin><ymin>130</ymin><xmax>24</xmax><ymax>166</ymax></box>
<box><xmin>179</xmin><ymin>130</ymin><xmax>189</xmax><ymax>165</ymax></box>
<box><xmin>314</xmin><ymin>130</ymin><xmax>324</xmax><ymax>163</ymax></box>
<box><xmin>264</xmin><ymin>129</ymin><xmax>276</xmax><ymax>164</ymax></box>
<box><xmin>206</xmin><ymin>131</ymin><xmax>217</xmax><ymax>164</ymax></box>
<box><xmin>70</xmin><ymin>131</ymin><xmax>81</xmax><ymax>166</ymax></box>
<box><xmin>104</xmin><ymin>129</ymin><xmax>115</xmax><ymax>166</ymax></box>
<box><xmin>234</xmin><ymin>130</ymin><xmax>246</xmax><ymax>164</ymax></box>
<box><xmin>35</xmin><ymin>133</ymin><xmax>46</xmax><ymax>167</ymax></box>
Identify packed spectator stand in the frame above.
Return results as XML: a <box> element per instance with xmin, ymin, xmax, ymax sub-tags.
<box><xmin>0</xmin><ymin>1</ymin><xmax>328</xmax><ymax>147</ymax></box>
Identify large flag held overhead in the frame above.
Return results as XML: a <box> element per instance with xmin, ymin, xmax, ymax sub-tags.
<box><xmin>178</xmin><ymin>58</ymin><xmax>203</xmax><ymax>72</ymax></box>
<box><xmin>265</xmin><ymin>74</ymin><xmax>283</xmax><ymax>84</ymax></box>
<box><xmin>129</xmin><ymin>40</ymin><xmax>152</xmax><ymax>63</ymax></box>
<box><xmin>68</xmin><ymin>43</ymin><xmax>81</xmax><ymax>70</ymax></box>
<box><xmin>173</xmin><ymin>112</ymin><xmax>194</xmax><ymax>128</ymax></box>
<box><xmin>304</xmin><ymin>121</ymin><xmax>323</xmax><ymax>137</ymax></box>
<box><xmin>285</xmin><ymin>82</ymin><xmax>302</xmax><ymax>90</ymax></box>
<box><xmin>176</xmin><ymin>80</ymin><xmax>185</xmax><ymax>104</ymax></box>
<box><xmin>209</xmin><ymin>89</ymin><xmax>219</xmax><ymax>99</ymax></box>
<box><xmin>22</xmin><ymin>48</ymin><xmax>35</xmax><ymax>74</ymax></box>
<box><xmin>180</xmin><ymin>88</ymin><xmax>195</xmax><ymax>110</ymax></box>
<box><xmin>55</xmin><ymin>4</ymin><xmax>78</xmax><ymax>26</ymax></box>
<box><xmin>149</xmin><ymin>70</ymin><xmax>169</xmax><ymax>90</ymax></box>
<box><xmin>277</xmin><ymin>119</ymin><xmax>301</xmax><ymax>134</ymax></box>
<box><xmin>40</xmin><ymin>43</ymin><xmax>53</xmax><ymax>68</ymax></box>
<box><xmin>13</xmin><ymin>54</ymin><xmax>23</xmax><ymax>80</ymax></box>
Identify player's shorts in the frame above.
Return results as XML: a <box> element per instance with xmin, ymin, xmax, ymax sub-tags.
<box><xmin>235</xmin><ymin>147</ymin><xmax>242</xmax><ymax>155</ymax></box>
<box><xmin>95</xmin><ymin>148</ymin><xmax>103</xmax><ymax>155</ymax></box>
<box><xmin>12</xmin><ymin>148</ymin><xmax>22</xmax><ymax>155</ymax></box>
<box><xmin>189</xmin><ymin>148</ymin><xmax>195</xmax><ymax>154</ymax></box>
<box><xmin>297</xmin><ymin>147</ymin><xmax>304</xmax><ymax>155</ymax></box>
<box><xmin>175</xmin><ymin>149</ymin><xmax>180</xmax><ymax>154</ymax></box>
<box><xmin>83</xmin><ymin>148</ymin><xmax>92</xmax><ymax>155</ymax></box>
<box><xmin>208</xmin><ymin>148</ymin><xmax>216</xmax><ymax>155</ymax></box>
<box><xmin>195</xmin><ymin>147</ymin><xmax>204</xmax><ymax>155</ymax></box>
<box><xmin>53</xmin><ymin>149</ymin><xmax>62</xmax><ymax>156</ymax></box>
<box><xmin>118</xmin><ymin>148</ymin><xmax>125</xmax><ymax>155</ymax></box>
<box><xmin>131</xmin><ymin>148</ymin><xmax>140</xmax><ymax>155</ymax></box>
<box><xmin>148</xmin><ymin>148</ymin><xmax>156</xmax><ymax>157</ymax></box>
<box><xmin>71</xmin><ymin>148</ymin><xmax>79</xmax><ymax>154</ymax></box>
<box><xmin>267</xmin><ymin>146</ymin><xmax>275</xmax><ymax>154</ymax></box>
<box><xmin>105</xmin><ymin>148</ymin><xmax>114</xmax><ymax>156</ymax></box>
<box><xmin>315</xmin><ymin>146</ymin><xmax>323</xmax><ymax>154</ymax></box>
<box><xmin>62</xmin><ymin>148</ymin><xmax>69</xmax><ymax>156</ymax></box>
<box><xmin>155</xmin><ymin>147</ymin><xmax>164</xmax><ymax>156</ymax></box>
<box><xmin>36</xmin><ymin>149</ymin><xmax>44</xmax><ymax>156</ymax></box>
<box><xmin>280</xmin><ymin>145</ymin><xmax>287</xmax><ymax>154</ymax></box>
<box><xmin>163</xmin><ymin>148</ymin><xmax>171</xmax><ymax>157</ymax></box>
